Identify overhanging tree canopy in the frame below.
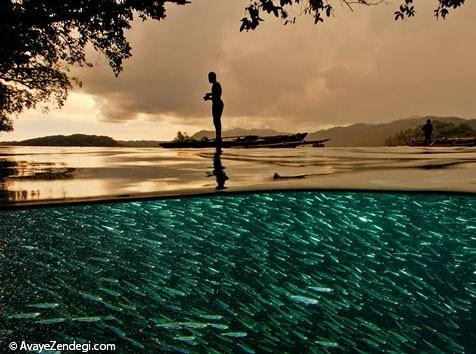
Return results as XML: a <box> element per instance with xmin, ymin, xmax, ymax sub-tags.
<box><xmin>0</xmin><ymin>0</ymin><xmax>466</xmax><ymax>132</ymax></box>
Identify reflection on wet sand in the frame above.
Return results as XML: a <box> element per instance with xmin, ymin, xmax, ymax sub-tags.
<box><xmin>1</xmin><ymin>145</ymin><xmax>476</xmax><ymax>206</ymax></box>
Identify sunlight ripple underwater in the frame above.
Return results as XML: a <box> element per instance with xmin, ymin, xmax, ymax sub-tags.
<box><xmin>1</xmin><ymin>192</ymin><xmax>475</xmax><ymax>353</ymax></box>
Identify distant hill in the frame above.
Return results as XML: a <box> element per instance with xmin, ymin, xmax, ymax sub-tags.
<box><xmin>191</xmin><ymin>128</ymin><xmax>288</xmax><ymax>140</ymax></box>
<box><xmin>2</xmin><ymin>116</ymin><xmax>476</xmax><ymax>147</ymax></box>
<box><xmin>0</xmin><ymin>134</ymin><xmax>119</xmax><ymax>147</ymax></box>
<box><xmin>307</xmin><ymin>116</ymin><xmax>476</xmax><ymax>147</ymax></box>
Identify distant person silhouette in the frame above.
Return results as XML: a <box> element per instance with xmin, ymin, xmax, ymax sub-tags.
<box><xmin>203</xmin><ymin>72</ymin><xmax>224</xmax><ymax>146</ymax></box>
<box><xmin>422</xmin><ymin>119</ymin><xmax>433</xmax><ymax>145</ymax></box>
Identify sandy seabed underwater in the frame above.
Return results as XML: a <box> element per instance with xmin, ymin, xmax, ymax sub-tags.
<box><xmin>1</xmin><ymin>191</ymin><xmax>475</xmax><ymax>353</ymax></box>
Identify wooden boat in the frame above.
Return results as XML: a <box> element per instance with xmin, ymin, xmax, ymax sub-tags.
<box><xmin>160</xmin><ymin>133</ymin><xmax>329</xmax><ymax>148</ymax></box>
<box><xmin>408</xmin><ymin>137</ymin><xmax>476</xmax><ymax>147</ymax></box>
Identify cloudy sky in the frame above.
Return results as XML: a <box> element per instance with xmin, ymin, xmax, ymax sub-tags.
<box><xmin>4</xmin><ymin>0</ymin><xmax>476</xmax><ymax>140</ymax></box>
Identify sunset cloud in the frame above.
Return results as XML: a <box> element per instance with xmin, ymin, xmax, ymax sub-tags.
<box><xmin>10</xmin><ymin>0</ymin><xmax>476</xmax><ymax>140</ymax></box>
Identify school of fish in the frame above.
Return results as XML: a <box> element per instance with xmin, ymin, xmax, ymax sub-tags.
<box><xmin>0</xmin><ymin>192</ymin><xmax>475</xmax><ymax>353</ymax></box>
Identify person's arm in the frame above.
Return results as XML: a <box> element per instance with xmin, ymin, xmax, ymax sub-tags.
<box><xmin>203</xmin><ymin>92</ymin><xmax>212</xmax><ymax>101</ymax></box>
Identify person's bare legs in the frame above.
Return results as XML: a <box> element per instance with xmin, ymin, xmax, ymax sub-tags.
<box><xmin>214</xmin><ymin>118</ymin><xmax>222</xmax><ymax>142</ymax></box>
<box><xmin>212</xmin><ymin>101</ymin><xmax>224</xmax><ymax>147</ymax></box>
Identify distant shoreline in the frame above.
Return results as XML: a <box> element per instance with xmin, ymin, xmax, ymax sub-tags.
<box><xmin>1</xmin><ymin>116</ymin><xmax>475</xmax><ymax>147</ymax></box>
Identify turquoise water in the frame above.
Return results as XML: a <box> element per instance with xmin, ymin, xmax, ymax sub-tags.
<box><xmin>1</xmin><ymin>191</ymin><xmax>475</xmax><ymax>353</ymax></box>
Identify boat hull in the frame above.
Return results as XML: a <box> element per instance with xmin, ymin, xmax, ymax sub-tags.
<box><xmin>160</xmin><ymin>133</ymin><xmax>313</xmax><ymax>148</ymax></box>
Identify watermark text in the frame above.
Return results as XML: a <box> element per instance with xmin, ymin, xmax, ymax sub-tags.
<box><xmin>9</xmin><ymin>340</ymin><xmax>116</xmax><ymax>352</ymax></box>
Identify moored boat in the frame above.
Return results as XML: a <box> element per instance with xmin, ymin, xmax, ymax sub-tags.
<box><xmin>160</xmin><ymin>133</ymin><xmax>329</xmax><ymax>148</ymax></box>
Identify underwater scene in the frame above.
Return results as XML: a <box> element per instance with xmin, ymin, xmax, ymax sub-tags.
<box><xmin>1</xmin><ymin>191</ymin><xmax>475</xmax><ymax>353</ymax></box>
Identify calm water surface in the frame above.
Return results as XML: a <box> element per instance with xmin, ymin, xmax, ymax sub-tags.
<box><xmin>1</xmin><ymin>146</ymin><xmax>476</xmax><ymax>206</ymax></box>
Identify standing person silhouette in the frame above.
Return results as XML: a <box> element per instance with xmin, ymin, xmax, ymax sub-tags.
<box><xmin>203</xmin><ymin>72</ymin><xmax>224</xmax><ymax>147</ymax></box>
<box><xmin>422</xmin><ymin>119</ymin><xmax>433</xmax><ymax>145</ymax></box>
